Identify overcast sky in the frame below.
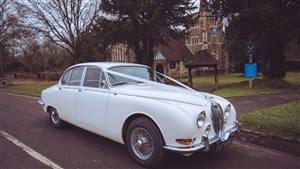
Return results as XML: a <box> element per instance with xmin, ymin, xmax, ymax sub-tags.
<box><xmin>195</xmin><ymin>0</ymin><xmax>200</xmax><ymax>9</ymax></box>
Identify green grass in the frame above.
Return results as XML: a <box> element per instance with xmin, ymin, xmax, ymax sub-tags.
<box><xmin>284</xmin><ymin>72</ymin><xmax>300</xmax><ymax>85</ymax></box>
<box><xmin>213</xmin><ymin>85</ymin><xmax>287</xmax><ymax>97</ymax></box>
<box><xmin>212</xmin><ymin>78</ymin><xmax>298</xmax><ymax>97</ymax></box>
<box><xmin>0</xmin><ymin>81</ymin><xmax>56</xmax><ymax>96</ymax></box>
<box><xmin>179</xmin><ymin>72</ymin><xmax>299</xmax><ymax>97</ymax></box>
<box><xmin>179</xmin><ymin>73</ymin><xmax>257</xmax><ymax>85</ymax></box>
<box><xmin>240</xmin><ymin>100</ymin><xmax>300</xmax><ymax>138</ymax></box>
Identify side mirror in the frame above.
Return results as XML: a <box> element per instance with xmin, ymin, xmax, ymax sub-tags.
<box><xmin>100</xmin><ymin>80</ymin><xmax>108</xmax><ymax>88</ymax></box>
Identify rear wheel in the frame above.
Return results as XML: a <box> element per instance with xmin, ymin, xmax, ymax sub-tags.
<box><xmin>48</xmin><ymin>107</ymin><xmax>64</xmax><ymax>128</ymax></box>
<box><xmin>126</xmin><ymin>117</ymin><xmax>165</xmax><ymax>168</ymax></box>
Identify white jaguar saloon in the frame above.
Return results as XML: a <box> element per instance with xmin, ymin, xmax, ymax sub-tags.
<box><xmin>38</xmin><ymin>62</ymin><xmax>239</xmax><ymax>167</ymax></box>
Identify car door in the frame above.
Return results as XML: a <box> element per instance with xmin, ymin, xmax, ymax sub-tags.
<box><xmin>74</xmin><ymin>67</ymin><xmax>109</xmax><ymax>132</ymax></box>
<box><xmin>57</xmin><ymin>66</ymin><xmax>85</xmax><ymax>122</ymax></box>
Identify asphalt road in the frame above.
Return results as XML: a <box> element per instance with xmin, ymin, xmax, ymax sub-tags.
<box><xmin>0</xmin><ymin>92</ymin><xmax>299</xmax><ymax>169</ymax></box>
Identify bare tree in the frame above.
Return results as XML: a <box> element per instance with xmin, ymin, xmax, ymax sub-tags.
<box><xmin>17</xmin><ymin>0</ymin><xmax>101</xmax><ymax>62</ymax></box>
<box><xmin>0</xmin><ymin>0</ymin><xmax>17</xmax><ymax>78</ymax></box>
<box><xmin>0</xmin><ymin>0</ymin><xmax>8</xmax><ymax>77</ymax></box>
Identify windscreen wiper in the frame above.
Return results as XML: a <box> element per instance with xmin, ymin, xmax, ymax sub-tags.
<box><xmin>113</xmin><ymin>80</ymin><xmax>144</xmax><ymax>86</ymax></box>
<box><xmin>113</xmin><ymin>81</ymin><xmax>129</xmax><ymax>86</ymax></box>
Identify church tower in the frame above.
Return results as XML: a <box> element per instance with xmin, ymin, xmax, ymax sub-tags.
<box><xmin>199</xmin><ymin>0</ymin><xmax>209</xmax><ymax>12</ymax></box>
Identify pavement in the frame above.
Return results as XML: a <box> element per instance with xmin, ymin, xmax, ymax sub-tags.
<box><xmin>0</xmin><ymin>92</ymin><xmax>300</xmax><ymax>169</ymax></box>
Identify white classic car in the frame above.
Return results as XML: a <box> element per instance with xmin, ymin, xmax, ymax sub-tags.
<box><xmin>39</xmin><ymin>62</ymin><xmax>239</xmax><ymax>167</ymax></box>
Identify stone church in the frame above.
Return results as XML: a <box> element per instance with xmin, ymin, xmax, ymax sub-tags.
<box><xmin>185</xmin><ymin>1</ymin><xmax>229</xmax><ymax>72</ymax></box>
<box><xmin>108</xmin><ymin>2</ymin><xmax>229</xmax><ymax>78</ymax></box>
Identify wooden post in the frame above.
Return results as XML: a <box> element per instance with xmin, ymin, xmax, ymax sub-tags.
<box><xmin>249</xmin><ymin>79</ymin><xmax>253</xmax><ymax>88</ymax></box>
<box><xmin>188</xmin><ymin>67</ymin><xmax>193</xmax><ymax>88</ymax></box>
<box><xmin>214</xmin><ymin>65</ymin><xmax>218</xmax><ymax>87</ymax></box>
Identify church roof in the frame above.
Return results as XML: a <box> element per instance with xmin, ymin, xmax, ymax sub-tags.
<box><xmin>158</xmin><ymin>38</ymin><xmax>193</xmax><ymax>62</ymax></box>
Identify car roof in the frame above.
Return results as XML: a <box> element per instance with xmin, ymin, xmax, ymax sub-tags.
<box><xmin>70</xmin><ymin>62</ymin><xmax>149</xmax><ymax>70</ymax></box>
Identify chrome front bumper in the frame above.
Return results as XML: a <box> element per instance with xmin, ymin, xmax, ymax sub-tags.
<box><xmin>164</xmin><ymin>121</ymin><xmax>239</xmax><ymax>153</ymax></box>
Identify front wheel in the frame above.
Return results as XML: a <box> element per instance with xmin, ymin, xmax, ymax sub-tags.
<box><xmin>126</xmin><ymin>117</ymin><xmax>165</xmax><ymax>168</ymax></box>
<box><xmin>49</xmin><ymin>107</ymin><xmax>64</xmax><ymax>128</ymax></box>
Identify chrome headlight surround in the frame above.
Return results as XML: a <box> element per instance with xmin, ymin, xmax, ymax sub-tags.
<box><xmin>197</xmin><ymin>111</ymin><xmax>206</xmax><ymax>128</ymax></box>
<box><xmin>224</xmin><ymin>104</ymin><xmax>231</xmax><ymax>123</ymax></box>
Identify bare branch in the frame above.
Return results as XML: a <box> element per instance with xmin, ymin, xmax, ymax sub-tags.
<box><xmin>16</xmin><ymin>0</ymin><xmax>101</xmax><ymax>61</ymax></box>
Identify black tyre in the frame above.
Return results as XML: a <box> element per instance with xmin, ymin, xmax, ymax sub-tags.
<box><xmin>48</xmin><ymin>107</ymin><xmax>64</xmax><ymax>128</ymax></box>
<box><xmin>126</xmin><ymin>117</ymin><xmax>165</xmax><ymax>168</ymax></box>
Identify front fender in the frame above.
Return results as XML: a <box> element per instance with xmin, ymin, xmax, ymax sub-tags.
<box><xmin>105</xmin><ymin>93</ymin><xmax>198</xmax><ymax>147</ymax></box>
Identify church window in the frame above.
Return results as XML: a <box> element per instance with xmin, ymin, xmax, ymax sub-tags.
<box><xmin>169</xmin><ymin>61</ymin><xmax>176</xmax><ymax>69</ymax></box>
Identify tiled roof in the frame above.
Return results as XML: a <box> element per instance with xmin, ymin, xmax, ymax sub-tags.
<box><xmin>158</xmin><ymin>38</ymin><xmax>193</xmax><ymax>61</ymax></box>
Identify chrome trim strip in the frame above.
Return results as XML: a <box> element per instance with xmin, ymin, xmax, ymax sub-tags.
<box><xmin>164</xmin><ymin>125</ymin><xmax>238</xmax><ymax>153</ymax></box>
<box><xmin>38</xmin><ymin>100</ymin><xmax>45</xmax><ymax>107</ymax></box>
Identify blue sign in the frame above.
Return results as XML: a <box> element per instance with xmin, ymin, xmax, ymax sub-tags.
<box><xmin>244</xmin><ymin>63</ymin><xmax>257</xmax><ymax>78</ymax></box>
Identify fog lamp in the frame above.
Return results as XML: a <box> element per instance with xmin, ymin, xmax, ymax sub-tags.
<box><xmin>205</xmin><ymin>124</ymin><xmax>211</xmax><ymax>135</ymax></box>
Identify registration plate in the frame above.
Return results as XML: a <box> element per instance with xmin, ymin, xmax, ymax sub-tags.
<box><xmin>215</xmin><ymin>138</ymin><xmax>233</xmax><ymax>152</ymax></box>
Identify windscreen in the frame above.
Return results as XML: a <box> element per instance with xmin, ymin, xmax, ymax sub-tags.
<box><xmin>109</xmin><ymin>66</ymin><xmax>154</xmax><ymax>81</ymax></box>
<box><xmin>107</xmin><ymin>66</ymin><xmax>194</xmax><ymax>91</ymax></box>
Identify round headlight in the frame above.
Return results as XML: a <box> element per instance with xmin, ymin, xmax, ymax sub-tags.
<box><xmin>225</xmin><ymin>104</ymin><xmax>231</xmax><ymax>113</ymax></box>
<box><xmin>224</xmin><ymin>104</ymin><xmax>231</xmax><ymax>123</ymax></box>
<box><xmin>197</xmin><ymin>111</ymin><xmax>206</xmax><ymax>128</ymax></box>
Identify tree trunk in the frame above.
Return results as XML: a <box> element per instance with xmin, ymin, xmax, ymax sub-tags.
<box><xmin>143</xmin><ymin>38</ymin><xmax>154</xmax><ymax>68</ymax></box>
<box><xmin>0</xmin><ymin>54</ymin><xmax>7</xmax><ymax>78</ymax></box>
<box><xmin>134</xmin><ymin>41</ymin><xmax>143</xmax><ymax>64</ymax></box>
<box><xmin>71</xmin><ymin>46</ymin><xmax>82</xmax><ymax>63</ymax></box>
<box><xmin>0</xmin><ymin>59</ymin><xmax>4</xmax><ymax>78</ymax></box>
<box><xmin>133</xmin><ymin>38</ymin><xmax>154</xmax><ymax>68</ymax></box>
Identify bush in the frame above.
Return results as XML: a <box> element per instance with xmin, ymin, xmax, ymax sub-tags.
<box><xmin>38</xmin><ymin>71</ymin><xmax>62</xmax><ymax>81</ymax></box>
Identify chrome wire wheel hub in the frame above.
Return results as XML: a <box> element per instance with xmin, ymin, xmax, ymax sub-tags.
<box><xmin>130</xmin><ymin>127</ymin><xmax>154</xmax><ymax>160</ymax></box>
<box><xmin>51</xmin><ymin>110</ymin><xmax>59</xmax><ymax>124</ymax></box>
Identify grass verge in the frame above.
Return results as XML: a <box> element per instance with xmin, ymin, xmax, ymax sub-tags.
<box><xmin>240</xmin><ymin>100</ymin><xmax>300</xmax><ymax>138</ymax></box>
<box><xmin>0</xmin><ymin>80</ymin><xmax>56</xmax><ymax>96</ymax></box>
<box><xmin>284</xmin><ymin>72</ymin><xmax>300</xmax><ymax>85</ymax></box>
<box><xmin>212</xmin><ymin>78</ymin><xmax>298</xmax><ymax>97</ymax></box>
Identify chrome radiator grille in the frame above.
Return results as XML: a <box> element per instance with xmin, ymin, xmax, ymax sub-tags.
<box><xmin>210</xmin><ymin>103</ymin><xmax>224</xmax><ymax>137</ymax></box>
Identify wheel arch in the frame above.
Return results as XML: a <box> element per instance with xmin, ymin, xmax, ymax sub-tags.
<box><xmin>122</xmin><ymin>113</ymin><xmax>166</xmax><ymax>145</ymax></box>
<box><xmin>46</xmin><ymin>105</ymin><xmax>56</xmax><ymax>114</ymax></box>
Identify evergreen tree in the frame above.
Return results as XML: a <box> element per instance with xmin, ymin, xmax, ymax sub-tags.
<box><xmin>97</xmin><ymin>0</ymin><xmax>196</xmax><ymax>67</ymax></box>
<box><xmin>207</xmin><ymin>0</ymin><xmax>300</xmax><ymax>78</ymax></box>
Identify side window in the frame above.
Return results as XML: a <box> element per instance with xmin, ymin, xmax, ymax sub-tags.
<box><xmin>61</xmin><ymin>70</ymin><xmax>72</xmax><ymax>85</ymax></box>
<box><xmin>68</xmin><ymin>67</ymin><xmax>84</xmax><ymax>86</ymax></box>
<box><xmin>83</xmin><ymin>67</ymin><xmax>101</xmax><ymax>88</ymax></box>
